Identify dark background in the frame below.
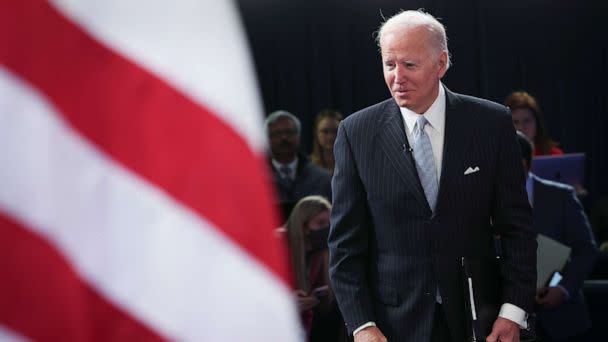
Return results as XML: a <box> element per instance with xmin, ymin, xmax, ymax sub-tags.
<box><xmin>237</xmin><ymin>0</ymin><xmax>608</xmax><ymax>207</ymax></box>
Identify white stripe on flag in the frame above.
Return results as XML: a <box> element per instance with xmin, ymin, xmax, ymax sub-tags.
<box><xmin>0</xmin><ymin>325</ymin><xmax>30</xmax><ymax>342</ymax></box>
<box><xmin>50</xmin><ymin>0</ymin><xmax>267</xmax><ymax>152</ymax></box>
<box><xmin>0</xmin><ymin>66</ymin><xmax>301</xmax><ymax>341</ymax></box>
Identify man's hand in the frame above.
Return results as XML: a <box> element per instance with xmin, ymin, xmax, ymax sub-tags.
<box><xmin>354</xmin><ymin>326</ymin><xmax>387</xmax><ymax>342</ymax></box>
<box><xmin>536</xmin><ymin>286</ymin><xmax>567</xmax><ymax>309</ymax></box>
<box><xmin>295</xmin><ymin>290</ymin><xmax>319</xmax><ymax>311</ymax></box>
<box><xmin>486</xmin><ymin>317</ymin><xmax>520</xmax><ymax>342</ymax></box>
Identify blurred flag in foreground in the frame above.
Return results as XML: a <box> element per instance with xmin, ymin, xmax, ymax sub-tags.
<box><xmin>0</xmin><ymin>0</ymin><xmax>301</xmax><ymax>340</ymax></box>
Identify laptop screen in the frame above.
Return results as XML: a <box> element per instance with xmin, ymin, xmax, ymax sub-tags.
<box><xmin>530</xmin><ymin>153</ymin><xmax>585</xmax><ymax>186</ymax></box>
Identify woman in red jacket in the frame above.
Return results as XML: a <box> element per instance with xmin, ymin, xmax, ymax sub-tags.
<box><xmin>505</xmin><ymin>91</ymin><xmax>563</xmax><ymax>156</ymax></box>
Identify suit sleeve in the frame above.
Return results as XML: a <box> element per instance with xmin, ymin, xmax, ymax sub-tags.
<box><xmin>491</xmin><ymin>110</ymin><xmax>537</xmax><ymax>314</ymax></box>
<box><xmin>328</xmin><ymin>122</ymin><xmax>374</xmax><ymax>334</ymax></box>
<box><xmin>559</xmin><ymin>188</ymin><xmax>598</xmax><ymax>295</ymax></box>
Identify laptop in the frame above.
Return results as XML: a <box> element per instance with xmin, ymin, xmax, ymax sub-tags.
<box><xmin>531</xmin><ymin>153</ymin><xmax>585</xmax><ymax>186</ymax></box>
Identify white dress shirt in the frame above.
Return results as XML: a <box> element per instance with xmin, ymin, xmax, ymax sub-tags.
<box><xmin>353</xmin><ymin>84</ymin><xmax>528</xmax><ymax>337</ymax></box>
<box><xmin>400</xmin><ymin>84</ymin><xmax>446</xmax><ymax>181</ymax></box>
<box><xmin>272</xmin><ymin>158</ymin><xmax>298</xmax><ymax>181</ymax></box>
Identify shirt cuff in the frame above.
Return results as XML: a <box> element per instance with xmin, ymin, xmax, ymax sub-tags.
<box><xmin>498</xmin><ymin>303</ymin><xmax>528</xmax><ymax>329</ymax></box>
<box><xmin>353</xmin><ymin>322</ymin><xmax>376</xmax><ymax>336</ymax></box>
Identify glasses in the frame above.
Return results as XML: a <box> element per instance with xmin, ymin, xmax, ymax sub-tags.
<box><xmin>269</xmin><ymin>129</ymin><xmax>298</xmax><ymax>138</ymax></box>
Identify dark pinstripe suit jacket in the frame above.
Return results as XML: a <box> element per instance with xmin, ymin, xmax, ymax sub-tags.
<box><xmin>328</xmin><ymin>88</ymin><xmax>537</xmax><ymax>341</ymax></box>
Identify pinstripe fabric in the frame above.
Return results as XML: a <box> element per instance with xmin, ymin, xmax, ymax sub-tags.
<box><xmin>328</xmin><ymin>88</ymin><xmax>537</xmax><ymax>341</ymax></box>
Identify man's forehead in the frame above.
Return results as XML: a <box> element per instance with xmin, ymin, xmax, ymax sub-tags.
<box><xmin>269</xmin><ymin>117</ymin><xmax>295</xmax><ymax>128</ymax></box>
<box><xmin>383</xmin><ymin>23</ymin><xmax>428</xmax><ymax>36</ymax></box>
<box><xmin>381</xmin><ymin>34</ymin><xmax>434</xmax><ymax>57</ymax></box>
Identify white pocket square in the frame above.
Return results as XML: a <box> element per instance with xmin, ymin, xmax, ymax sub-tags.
<box><xmin>464</xmin><ymin>166</ymin><xmax>480</xmax><ymax>175</ymax></box>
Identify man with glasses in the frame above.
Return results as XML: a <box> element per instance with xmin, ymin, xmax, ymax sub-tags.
<box><xmin>265</xmin><ymin>110</ymin><xmax>332</xmax><ymax>219</ymax></box>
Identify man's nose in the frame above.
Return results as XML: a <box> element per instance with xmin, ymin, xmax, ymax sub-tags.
<box><xmin>394</xmin><ymin>65</ymin><xmax>407</xmax><ymax>83</ymax></box>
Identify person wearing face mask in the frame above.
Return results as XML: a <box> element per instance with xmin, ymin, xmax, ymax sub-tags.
<box><xmin>284</xmin><ymin>195</ymin><xmax>346</xmax><ymax>342</ymax></box>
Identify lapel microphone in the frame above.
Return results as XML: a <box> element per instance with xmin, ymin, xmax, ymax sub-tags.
<box><xmin>403</xmin><ymin>144</ymin><xmax>413</xmax><ymax>153</ymax></box>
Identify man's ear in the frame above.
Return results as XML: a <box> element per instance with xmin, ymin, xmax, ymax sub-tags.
<box><xmin>437</xmin><ymin>51</ymin><xmax>448</xmax><ymax>78</ymax></box>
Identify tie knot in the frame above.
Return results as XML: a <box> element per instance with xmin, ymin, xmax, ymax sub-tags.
<box><xmin>416</xmin><ymin>115</ymin><xmax>428</xmax><ymax>131</ymax></box>
<box><xmin>415</xmin><ymin>116</ymin><xmax>429</xmax><ymax>138</ymax></box>
<box><xmin>279</xmin><ymin>165</ymin><xmax>292</xmax><ymax>180</ymax></box>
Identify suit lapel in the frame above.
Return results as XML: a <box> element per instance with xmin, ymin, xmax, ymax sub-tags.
<box><xmin>531</xmin><ymin>176</ymin><xmax>548</xmax><ymax>235</ymax></box>
<box><xmin>270</xmin><ymin>162</ymin><xmax>293</xmax><ymax>190</ymax></box>
<box><xmin>377</xmin><ymin>100</ymin><xmax>429</xmax><ymax>209</ymax></box>
<box><xmin>436</xmin><ymin>88</ymin><xmax>476</xmax><ymax>213</ymax></box>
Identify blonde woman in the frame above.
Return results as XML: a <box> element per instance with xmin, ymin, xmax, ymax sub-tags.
<box><xmin>310</xmin><ymin>109</ymin><xmax>342</xmax><ymax>174</ymax></box>
<box><xmin>284</xmin><ymin>195</ymin><xmax>339</xmax><ymax>340</ymax></box>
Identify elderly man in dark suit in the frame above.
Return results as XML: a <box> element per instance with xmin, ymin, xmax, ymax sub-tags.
<box><xmin>515</xmin><ymin>132</ymin><xmax>597</xmax><ymax>341</ymax></box>
<box><xmin>328</xmin><ymin>10</ymin><xmax>537</xmax><ymax>342</ymax></box>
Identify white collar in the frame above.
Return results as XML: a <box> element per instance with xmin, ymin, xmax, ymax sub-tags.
<box><xmin>272</xmin><ymin>157</ymin><xmax>298</xmax><ymax>172</ymax></box>
<box><xmin>399</xmin><ymin>84</ymin><xmax>446</xmax><ymax>135</ymax></box>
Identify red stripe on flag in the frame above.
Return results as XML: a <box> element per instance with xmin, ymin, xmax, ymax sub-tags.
<box><xmin>0</xmin><ymin>213</ymin><xmax>166</xmax><ymax>342</ymax></box>
<box><xmin>0</xmin><ymin>0</ymin><xmax>288</xmax><ymax>283</ymax></box>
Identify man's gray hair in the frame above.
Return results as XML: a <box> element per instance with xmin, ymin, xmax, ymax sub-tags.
<box><xmin>264</xmin><ymin>110</ymin><xmax>301</xmax><ymax>135</ymax></box>
<box><xmin>375</xmin><ymin>9</ymin><xmax>451</xmax><ymax>70</ymax></box>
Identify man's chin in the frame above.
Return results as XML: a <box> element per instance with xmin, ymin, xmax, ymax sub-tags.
<box><xmin>393</xmin><ymin>97</ymin><xmax>411</xmax><ymax>108</ymax></box>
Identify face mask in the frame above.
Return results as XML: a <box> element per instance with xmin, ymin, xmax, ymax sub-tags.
<box><xmin>308</xmin><ymin>226</ymin><xmax>330</xmax><ymax>252</ymax></box>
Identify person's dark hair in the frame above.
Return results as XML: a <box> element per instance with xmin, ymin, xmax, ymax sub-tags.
<box><xmin>515</xmin><ymin>130</ymin><xmax>533</xmax><ymax>168</ymax></box>
<box><xmin>310</xmin><ymin>109</ymin><xmax>343</xmax><ymax>171</ymax></box>
<box><xmin>504</xmin><ymin>91</ymin><xmax>558</xmax><ymax>154</ymax></box>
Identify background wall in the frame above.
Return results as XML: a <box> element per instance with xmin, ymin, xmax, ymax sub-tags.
<box><xmin>237</xmin><ymin>0</ymin><xmax>608</xmax><ymax>206</ymax></box>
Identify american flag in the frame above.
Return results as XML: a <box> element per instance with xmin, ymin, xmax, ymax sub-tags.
<box><xmin>0</xmin><ymin>0</ymin><xmax>301</xmax><ymax>340</ymax></box>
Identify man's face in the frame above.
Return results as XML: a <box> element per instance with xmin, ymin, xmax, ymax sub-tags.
<box><xmin>268</xmin><ymin>117</ymin><xmax>300</xmax><ymax>159</ymax></box>
<box><xmin>381</xmin><ymin>27</ymin><xmax>447</xmax><ymax>114</ymax></box>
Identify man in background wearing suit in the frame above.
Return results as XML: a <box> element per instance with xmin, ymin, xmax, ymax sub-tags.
<box><xmin>515</xmin><ymin>132</ymin><xmax>597</xmax><ymax>342</ymax></box>
<box><xmin>328</xmin><ymin>10</ymin><xmax>537</xmax><ymax>342</ymax></box>
<box><xmin>265</xmin><ymin>110</ymin><xmax>332</xmax><ymax>219</ymax></box>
